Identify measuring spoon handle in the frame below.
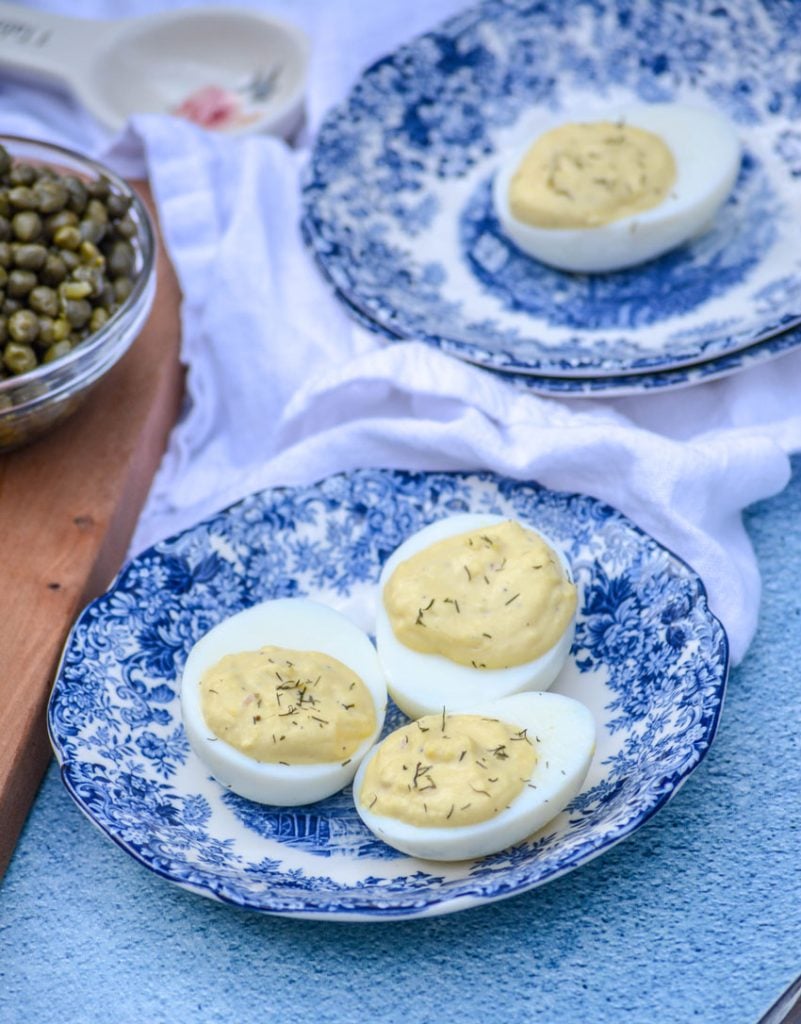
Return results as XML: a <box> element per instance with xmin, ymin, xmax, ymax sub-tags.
<box><xmin>0</xmin><ymin>3</ymin><xmax>112</xmax><ymax>91</ymax></box>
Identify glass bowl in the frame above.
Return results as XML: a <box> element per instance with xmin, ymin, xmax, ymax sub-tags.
<box><xmin>0</xmin><ymin>135</ymin><xmax>156</xmax><ymax>452</ymax></box>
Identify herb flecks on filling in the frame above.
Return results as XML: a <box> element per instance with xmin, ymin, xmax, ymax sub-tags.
<box><xmin>384</xmin><ymin>521</ymin><xmax>576</xmax><ymax>668</ymax></box>
<box><xmin>360</xmin><ymin>713</ymin><xmax>537</xmax><ymax>827</ymax></box>
<box><xmin>200</xmin><ymin>646</ymin><xmax>375</xmax><ymax>764</ymax></box>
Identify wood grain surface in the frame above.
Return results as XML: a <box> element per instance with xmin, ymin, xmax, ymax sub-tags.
<box><xmin>0</xmin><ymin>184</ymin><xmax>183</xmax><ymax>876</ymax></box>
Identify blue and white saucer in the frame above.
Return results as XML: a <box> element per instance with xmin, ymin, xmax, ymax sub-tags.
<box><xmin>302</xmin><ymin>0</ymin><xmax>801</xmax><ymax>378</ymax></box>
<box><xmin>48</xmin><ymin>470</ymin><xmax>728</xmax><ymax>920</ymax></box>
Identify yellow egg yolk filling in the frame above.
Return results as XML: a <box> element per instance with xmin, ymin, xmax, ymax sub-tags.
<box><xmin>383</xmin><ymin>520</ymin><xmax>576</xmax><ymax>668</ymax></box>
<box><xmin>509</xmin><ymin>120</ymin><xmax>676</xmax><ymax>228</ymax></box>
<box><xmin>360</xmin><ymin>713</ymin><xmax>538</xmax><ymax>827</ymax></box>
<box><xmin>200</xmin><ymin>645</ymin><xmax>376</xmax><ymax>764</ymax></box>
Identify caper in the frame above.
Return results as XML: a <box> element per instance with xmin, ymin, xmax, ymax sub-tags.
<box><xmin>12</xmin><ymin>210</ymin><xmax>42</xmax><ymax>242</ymax></box>
<box><xmin>53</xmin><ymin>224</ymin><xmax>81</xmax><ymax>250</ymax></box>
<box><xmin>45</xmin><ymin>209</ymin><xmax>78</xmax><ymax>235</ymax></box>
<box><xmin>0</xmin><ymin>216</ymin><xmax>10</xmax><ymax>242</ymax></box>
<box><xmin>14</xmin><ymin>243</ymin><xmax>47</xmax><ymax>270</ymax></box>
<box><xmin>87</xmin><ymin>177</ymin><xmax>110</xmax><ymax>200</ymax></box>
<box><xmin>2</xmin><ymin>297</ymin><xmax>21</xmax><ymax>316</ymax></box>
<box><xmin>85</xmin><ymin>198</ymin><xmax>108</xmax><ymax>224</ymax></box>
<box><xmin>0</xmin><ymin>146</ymin><xmax>11</xmax><ymax>178</ymax></box>
<box><xmin>61</xmin><ymin>297</ymin><xmax>91</xmax><ymax>328</ymax></box>
<box><xmin>29</xmin><ymin>285</ymin><xmax>59</xmax><ymax>317</ymax></box>
<box><xmin>113</xmin><ymin>276</ymin><xmax>133</xmax><ymax>304</ymax></box>
<box><xmin>72</xmin><ymin>265</ymin><xmax>104</xmax><ymax>297</ymax></box>
<box><xmin>0</xmin><ymin>242</ymin><xmax>13</xmax><ymax>268</ymax></box>
<box><xmin>59</xmin><ymin>249</ymin><xmax>80</xmax><ymax>272</ymax></box>
<box><xmin>0</xmin><ymin>316</ymin><xmax>6</xmax><ymax>343</ymax></box>
<box><xmin>62</xmin><ymin>176</ymin><xmax>88</xmax><ymax>215</ymax></box>
<box><xmin>114</xmin><ymin>214</ymin><xmax>137</xmax><ymax>239</ymax></box>
<box><xmin>51</xmin><ymin>317</ymin><xmax>70</xmax><ymax>342</ymax></box>
<box><xmin>79</xmin><ymin>239</ymin><xmax>103</xmax><ymax>267</ymax></box>
<box><xmin>106</xmin><ymin>192</ymin><xmax>132</xmax><ymax>219</ymax></box>
<box><xmin>60</xmin><ymin>279</ymin><xmax>92</xmax><ymax>301</ymax></box>
<box><xmin>3</xmin><ymin>341</ymin><xmax>37</xmax><ymax>374</ymax></box>
<box><xmin>8</xmin><ymin>308</ymin><xmax>39</xmax><ymax>344</ymax></box>
<box><xmin>33</xmin><ymin>178</ymin><xmax>68</xmax><ymax>214</ymax></box>
<box><xmin>78</xmin><ymin>218</ymin><xmax>105</xmax><ymax>245</ymax></box>
<box><xmin>98</xmin><ymin>282</ymin><xmax>115</xmax><ymax>310</ymax></box>
<box><xmin>41</xmin><ymin>252</ymin><xmax>66</xmax><ymax>285</ymax></box>
<box><xmin>7</xmin><ymin>269</ymin><xmax>37</xmax><ymax>297</ymax></box>
<box><xmin>8</xmin><ymin>186</ymin><xmax>37</xmax><ymax>210</ymax></box>
<box><xmin>89</xmin><ymin>306</ymin><xmax>109</xmax><ymax>332</ymax></box>
<box><xmin>107</xmin><ymin>239</ymin><xmax>135</xmax><ymax>278</ymax></box>
<box><xmin>9</xmin><ymin>164</ymin><xmax>36</xmax><ymax>187</ymax></box>
<box><xmin>43</xmin><ymin>339</ymin><xmax>72</xmax><ymax>363</ymax></box>
<box><xmin>35</xmin><ymin>316</ymin><xmax>55</xmax><ymax>346</ymax></box>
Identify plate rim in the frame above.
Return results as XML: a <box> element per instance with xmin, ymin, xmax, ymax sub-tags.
<box><xmin>328</xmin><ymin>278</ymin><xmax>801</xmax><ymax>397</ymax></box>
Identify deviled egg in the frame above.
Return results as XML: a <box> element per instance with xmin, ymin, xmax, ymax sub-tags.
<box><xmin>493</xmin><ymin>102</ymin><xmax>741</xmax><ymax>272</ymax></box>
<box><xmin>181</xmin><ymin>598</ymin><xmax>387</xmax><ymax>805</ymax></box>
<box><xmin>375</xmin><ymin>513</ymin><xmax>577</xmax><ymax>719</ymax></box>
<box><xmin>353</xmin><ymin>692</ymin><xmax>595</xmax><ymax>861</ymax></box>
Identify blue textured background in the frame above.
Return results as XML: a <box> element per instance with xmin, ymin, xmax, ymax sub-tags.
<box><xmin>2</xmin><ymin>457</ymin><xmax>800</xmax><ymax>1024</ymax></box>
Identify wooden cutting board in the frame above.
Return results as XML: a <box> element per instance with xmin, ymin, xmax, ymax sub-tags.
<box><xmin>0</xmin><ymin>184</ymin><xmax>184</xmax><ymax>876</ymax></box>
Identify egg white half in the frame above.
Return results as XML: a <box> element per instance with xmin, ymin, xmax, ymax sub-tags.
<box><xmin>375</xmin><ymin>513</ymin><xmax>576</xmax><ymax>719</ymax></box>
<box><xmin>493</xmin><ymin>102</ymin><xmax>741</xmax><ymax>273</ymax></box>
<box><xmin>181</xmin><ymin>598</ymin><xmax>387</xmax><ymax>805</ymax></box>
<box><xmin>353</xmin><ymin>692</ymin><xmax>595</xmax><ymax>861</ymax></box>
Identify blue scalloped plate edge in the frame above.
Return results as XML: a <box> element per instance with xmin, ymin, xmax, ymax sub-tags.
<box><xmin>326</xmin><ymin>276</ymin><xmax>801</xmax><ymax>397</ymax></box>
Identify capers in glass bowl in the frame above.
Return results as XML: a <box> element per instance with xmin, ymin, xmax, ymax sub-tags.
<box><xmin>0</xmin><ymin>135</ymin><xmax>155</xmax><ymax>452</ymax></box>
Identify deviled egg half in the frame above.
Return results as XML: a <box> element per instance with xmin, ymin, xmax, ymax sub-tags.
<box><xmin>181</xmin><ymin>598</ymin><xmax>387</xmax><ymax>805</ymax></box>
<box><xmin>353</xmin><ymin>692</ymin><xmax>595</xmax><ymax>861</ymax></box>
<box><xmin>493</xmin><ymin>102</ymin><xmax>741</xmax><ymax>272</ymax></box>
<box><xmin>375</xmin><ymin>513</ymin><xmax>577</xmax><ymax>718</ymax></box>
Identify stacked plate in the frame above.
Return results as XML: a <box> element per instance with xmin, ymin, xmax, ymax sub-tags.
<box><xmin>301</xmin><ymin>0</ymin><xmax>801</xmax><ymax>398</ymax></box>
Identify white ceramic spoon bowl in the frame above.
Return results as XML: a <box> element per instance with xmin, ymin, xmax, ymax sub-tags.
<box><xmin>0</xmin><ymin>3</ymin><xmax>308</xmax><ymax>137</ymax></box>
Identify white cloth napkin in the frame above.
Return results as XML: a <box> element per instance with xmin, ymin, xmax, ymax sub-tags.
<box><xmin>4</xmin><ymin>0</ymin><xmax>801</xmax><ymax>665</ymax></box>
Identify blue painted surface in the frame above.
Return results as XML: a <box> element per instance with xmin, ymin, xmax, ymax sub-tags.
<box><xmin>2</xmin><ymin>457</ymin><xmax>801</xmax><ymax>1023</ymax></box>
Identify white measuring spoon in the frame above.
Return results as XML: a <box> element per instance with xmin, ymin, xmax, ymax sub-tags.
<box><xmin>0</xmin><ymin>3</ymin><xmax>308</xmax><ymax>137</ymax></box>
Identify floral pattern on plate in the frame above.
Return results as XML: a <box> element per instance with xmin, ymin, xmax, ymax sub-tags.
<box><xmin>48</xmin><ymin>469</ymin><xmax>729</xmax><ymax>919</ymax></box>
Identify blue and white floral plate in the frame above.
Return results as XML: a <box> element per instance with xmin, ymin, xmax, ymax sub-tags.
<box><xmin>48</xmin><ymin>470</ymin><xmax>729</xmax><ymax>920</ymax></box>
<box><xmin>302</xmin><ymin>0</ymin><xmax>801</xmax><ymax>379</ymax></box>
